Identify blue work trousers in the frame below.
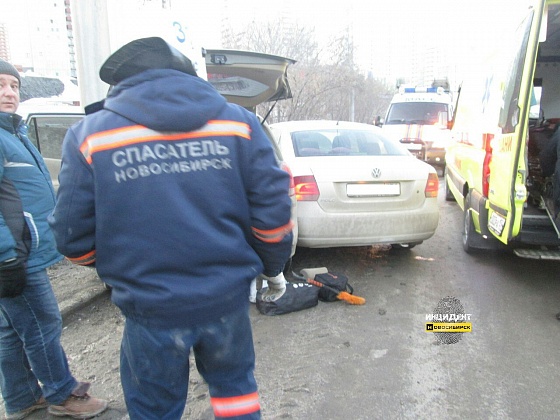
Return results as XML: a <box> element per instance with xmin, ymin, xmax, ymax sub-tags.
<box><xmin>0</xmin><ymin>269</ymin><xmax>77</xmax><ymax>414</ymax></box>
<box><xmin>120</xmin><ymin>304</ymin><xmax>261</xmax><ymax>420</ymax></box>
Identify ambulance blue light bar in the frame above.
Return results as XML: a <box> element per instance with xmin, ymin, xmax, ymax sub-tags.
<box><xmin>400</xmin><ymin>86</ymin><xmax>444</xmax><ymax>94</ymax></box>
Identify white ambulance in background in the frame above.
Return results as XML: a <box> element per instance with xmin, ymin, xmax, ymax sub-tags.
<box><xmin>381</xmin><ymin>86</ymin><xmax>454</xmax><ymax>169</ymax></box>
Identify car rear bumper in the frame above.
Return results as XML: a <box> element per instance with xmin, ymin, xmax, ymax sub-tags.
<box><xmin>295</xmin><ymin>200</ymin><xmax>439</xmax><ymax>248</ymax></box>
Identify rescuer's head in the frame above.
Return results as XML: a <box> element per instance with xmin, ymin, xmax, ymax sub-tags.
<box><xmin>99</xmin><ymin>37</ymin><xmax>198</xmax><ymax>85</ymax></box>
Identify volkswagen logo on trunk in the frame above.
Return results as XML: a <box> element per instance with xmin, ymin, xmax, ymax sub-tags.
<box><xmin>372</xmin><ymin>168</ymin><xmax>381</xmax><ymax>178</ymax></box>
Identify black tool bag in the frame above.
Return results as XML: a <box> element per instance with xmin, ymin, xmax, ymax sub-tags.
<box><xmin>314</xmin><ymin>272</ymin><xmax>354</xmax><ymax>302</ymax></box>
<box><xmin>256</xmin><ymin>282</ymin><xmax>319</xmax><ymax>316</ymax></box>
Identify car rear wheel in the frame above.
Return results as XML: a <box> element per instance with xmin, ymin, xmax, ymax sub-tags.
<box><xmin>391</xmin><ymin>242</ymin><xmax>421</xmax><ymax>250</ymax></box>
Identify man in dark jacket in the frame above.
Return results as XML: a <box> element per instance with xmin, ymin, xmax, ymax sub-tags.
<box><xmin>0</xmin><ymin>59</ymin><xmax>107</xmax><ymax>419</ymax></box>
<box><xmin>49</xmin><ymin>37</ymin><xmax>293</xmax><ymax>419</ymax></box>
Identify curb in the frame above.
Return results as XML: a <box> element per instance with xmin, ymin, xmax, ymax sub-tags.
<box><xmin>59</xmin><ymin>285</ymin><xmax>110</xmax><ymax>320</ymax></box>
<box><xmin>48</xmin><ymin>260</ymin><xmax>110</xmax><ymax>320</ymax></box>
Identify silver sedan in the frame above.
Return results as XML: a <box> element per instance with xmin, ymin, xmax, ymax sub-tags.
<box><xmin>269</xmin><ymin>120</ymin><xmax>440</xmax><ymax>249</ymax></box>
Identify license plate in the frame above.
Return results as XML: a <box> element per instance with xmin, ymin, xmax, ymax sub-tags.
<box><xmin>488</xmin><ymin>211</ymin><xmax>506</xmax><ymax>235</ymax></box>
<box><xmin>347</xmin><ymin>183</ymin><xmax>400</xmax><ymax>197</ymax></box>
<box><xmin>405</xmin><ymin>144</ymin><xmax>423</xmax><ymax>151</ymax></box>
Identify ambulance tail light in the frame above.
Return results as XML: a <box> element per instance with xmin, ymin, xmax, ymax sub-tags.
<box><xmin>294</xmin><ymin>175</ymin><xmax>320</xmax><ymax>201</ymax></box>
<box><xmin>482</xmin><ymin>133</ymin><xmax>494</xmax><ymax>197</ymax></box>
<box><xmin>425</xmin><ymin>173</ymin><xmax>439</xmax><ymax>198</ymax></box>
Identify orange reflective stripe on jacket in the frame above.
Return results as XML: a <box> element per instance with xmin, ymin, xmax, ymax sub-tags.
<box><xmin>211</xmin><ymin>392</ymin><xmax>260</xmax><ymax>418</ymax></box>
<box><xmin>252</xmin><ymin>220</ymin><xmax>294</xmax><ymax>243</ymax></box>
<box><xmin>66</xmin><ymin>250</ymin><xmax>96</xmax><ymax>266</ymax></box>
<box><xmin>79</xmin><ymin>120</ymin><xmax>252</xmax><ymax>164</ymax></box>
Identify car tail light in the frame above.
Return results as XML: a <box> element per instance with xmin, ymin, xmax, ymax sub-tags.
<box><xmin>482</xmin><ymin>133</ymin><xmax>494</xmax><ymax>197</ymax></box>
<box><xmin>425</xmin><ymin>173</ymin><xmax>439</xmax><ymax>198</ymax></box>
<box><xmin>294</xmin><ymin>175</ymin><xmax>319</xmax><ymax>201</ymax></box>
<box><xmin>280</xmin><ymin>163</ymin><xmax>295</xmax><ymax>197</ymax></box>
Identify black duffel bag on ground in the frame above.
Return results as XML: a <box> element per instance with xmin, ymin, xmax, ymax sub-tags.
<box><xmin>256</xmin><ymin>282</ymin><xmax>319</xmax><ymax>316</ymax></box>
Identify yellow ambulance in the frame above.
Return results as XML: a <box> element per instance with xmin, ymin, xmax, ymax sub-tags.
<box><xmin>445</xmin><ymin>0</ymin><xmax>560</xmax><ymax>259</ymax></box>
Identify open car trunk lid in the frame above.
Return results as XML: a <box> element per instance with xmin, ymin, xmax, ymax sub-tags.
<box><xmin>205</xmin><ymin>49</ymin><xmax>296</xmax><ymax>116</ymax></box>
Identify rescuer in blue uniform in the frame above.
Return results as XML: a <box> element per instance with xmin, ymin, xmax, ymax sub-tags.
<box><xmin>49</xmin><ymin>37</ymin><xmax>293</xmax><ymax>419</ymax></box>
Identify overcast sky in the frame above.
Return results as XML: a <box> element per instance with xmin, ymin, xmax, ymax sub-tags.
<box><xmin>181</xmin><ymin>0</ymin><xmax>533</xmax><ymax>80</ymax></box>
<box><xmin>1</xmin><ymin>0</ymin><xmax>534</xmax><ymax>83</ymax></box>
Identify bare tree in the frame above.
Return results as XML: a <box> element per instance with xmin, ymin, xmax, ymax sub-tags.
<box><xmin>224</xmin><ymin>20</ymin><xmax>392</xmax><ymax>124</ymax></box>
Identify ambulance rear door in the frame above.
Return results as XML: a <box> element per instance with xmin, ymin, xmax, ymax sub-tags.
<box><xmin>484</xmin><ymin>0</ymin><xmax>546</xmax><ymax>243</ymax></box>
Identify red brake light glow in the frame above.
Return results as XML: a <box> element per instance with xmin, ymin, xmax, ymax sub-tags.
<box><xmin>482</xmin><ymin>133</ymin><xmax>494</xmax><ymax>197</ymax></box>
<box><xmin>293</xmin><ymin>175</ymin><xmax>319</xmax><ymax>201</ymax></box>
<box><xmin>280</xmin><ymin>163</ymin><xmax>295</xmax><ymax>197</ymax></box>
<box><xmin>425</xmin><ymin>173</ymin><xmax>439</xmax><ymax>198</ymax></box>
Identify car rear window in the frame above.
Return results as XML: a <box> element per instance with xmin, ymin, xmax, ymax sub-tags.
<box><xmin>291</xmin><ymin>129</ymin><xmax>409</xmax><ymax>157</ymax></box>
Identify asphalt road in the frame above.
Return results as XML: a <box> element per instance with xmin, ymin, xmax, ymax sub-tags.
<box><xmin>3</xmin><ymin>179</ymin><xmax>560</xmax><ymax>419</ymax></box>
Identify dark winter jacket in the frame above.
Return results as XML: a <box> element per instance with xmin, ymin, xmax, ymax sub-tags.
<box><xmin>0</xmin><ymin>112</ymin><xmax>63</xmax><ymax>271</ymax></box>
<box><xmin>48</xmin><ymin>69</ymin><xmax>293</xmax><ymax>328</ymax></box>
<box><xmin>539</xmin><ymin>126</ymin><xmax>560</xmax><ymax>216</ymax></box>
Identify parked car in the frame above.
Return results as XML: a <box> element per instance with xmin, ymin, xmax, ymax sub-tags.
<box><xmin>268</xmin><ymin>120</ymin><xmax>440</xmax><ymax>249</ymax></box>
<box><xmin>17</xmin><ymin>100</ymin><xmax>84</xmax><ymax>191</ymax></box>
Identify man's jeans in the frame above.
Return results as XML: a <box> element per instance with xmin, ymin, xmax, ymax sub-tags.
<box><xmin>121</xmin><ymin>304</ymin><xmax>261</xmax><ymax>420</ymax></box>
<box><xmin>0</xmin><ymin>269</ymin><xmax>77</xmax><ymax>414</ymax></box>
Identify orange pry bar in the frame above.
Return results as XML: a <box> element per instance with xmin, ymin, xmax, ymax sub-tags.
<box><xmin>306</xmin><ymin>278</ymin><xmax>366</xmax><ymax>305</ymax></box>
